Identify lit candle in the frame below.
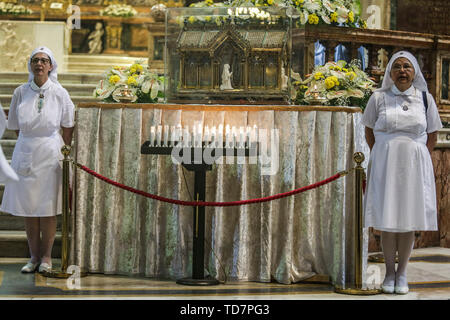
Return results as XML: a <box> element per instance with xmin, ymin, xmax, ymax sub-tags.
<box><xmin>163</xmin><ymin>125</ymin><xmax>169</xmax><ymax>147</ymax></box>
<box><xmin>183</xmin><ymin>125</ymin><xmax>190</xmax><ymax>147</ymax></box>
<box><xmin>231</xmin><ymin>126</ymin><xmax>237</xmax><ymax>148</ymax></box>
<box><xmin>197</xmin><ymin>123</ymin><xmax>203</xmax><ymax>147</ymax></box>
<box><xmin>218</xmin><ymin>124</ymin><xmax>224</xmax><ymax>148</ymax></box>
<box><xmin>204</xmin><ymin>125</ymin><xmax>210</xmax><ymax>144</ymax></box>
<box><xmin>225</xmin><ymin>125</ymin><xmax>231</xmax><ymax>148</ymax></box>
<box><xmin>150</xmin><ymin>126</ymin><xmax>156</xmax><ymax>147</ymax></box>
<box><xmin>156</xmin><ymin>125</ymin><xmax>162</xmax><ymax>147</ymax></box>
<box><xmin>251</xmin><ymin>125</ymin><xmax>258</xmax><ymax>146</ymax></box>
<box><xmin>246</xmin><ymin>126</ymin><xmax>251</xmax><ymax>148</ymax></box>
<box><xmin>239</xmin><ymin>126</ymin><xmax>244</xmax><ymax>148</ymax></box>
<box><xmin>175</xmin><ymin>124</ymin><xmax>182</xmax><ymax>145</ymax></box>
<box><xmin>211</xmin><ymin>126</ymin><xmax>216</xmax><ymax>147</ymax></box>
<box><xmin>169</xmin><ymin>126</ymin><xmax>176</xmax><ymax>146</ymax></box>
<box><xmin>193</xmin><ymin>124</ymin><xmax>197</xmax><ymax>147</ymax></box>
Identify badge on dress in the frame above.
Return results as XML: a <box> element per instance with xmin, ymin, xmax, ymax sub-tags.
<box><xmin>37</xmin><ymin>93</ymin><xmax>44</xmax><ymax>113</ymax></box>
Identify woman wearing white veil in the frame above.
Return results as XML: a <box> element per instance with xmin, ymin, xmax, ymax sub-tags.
<box><xmin>362</xmin><ymin>51</ymin><xmax>442</xmax><ymax>294</ymax></box>
<box><xmin>0</xmin><ymin>46</ymin><xmax>75</xmax><ymax>274</ymax></box>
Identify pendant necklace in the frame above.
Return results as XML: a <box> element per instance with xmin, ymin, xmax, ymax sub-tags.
<box><xmin>37</xmin><ymin>92</ymin><xmax>44</xmax><ymax>113</ymax></box>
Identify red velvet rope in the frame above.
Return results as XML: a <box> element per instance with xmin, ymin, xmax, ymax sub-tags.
<box><xmin>75</xmin><ymin>163</ymin><xmax>344</xmax><ymax>207</ymax></box>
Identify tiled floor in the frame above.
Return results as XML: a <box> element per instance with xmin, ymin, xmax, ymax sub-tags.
<box><xmin>0</xmin><ymin>247</ymin><xmax>449</xmax><ymax>300</ymax></box>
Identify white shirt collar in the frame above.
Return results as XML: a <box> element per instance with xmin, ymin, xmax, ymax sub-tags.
<box><xmin>30</xmin><ymin>79</ymin><xmax>52</xmax><ymax>92</ymax></box>
<box><xmin>391</xmin><ymin>84</ymin><xmax>415</xmax><ymax>96</ymax></box>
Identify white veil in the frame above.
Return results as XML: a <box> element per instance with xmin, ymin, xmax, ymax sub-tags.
<box><xmin>376</xmin><ymin>50</ymin><xmax>428</xmax><ymax>93</ymax></box>
<box><xmin>27</xmin><ymin>46</ymin><xmax>62</xmax><ymax>88</ymax></box>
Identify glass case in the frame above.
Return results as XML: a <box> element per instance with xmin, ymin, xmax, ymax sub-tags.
<box><xmin>164</xmin><ymin>7</ymin><xmax>293</xmax><ymax>104</ymax></box>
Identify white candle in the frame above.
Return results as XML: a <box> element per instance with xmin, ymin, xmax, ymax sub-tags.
<box><xmin>231</xmin><ymin>126</ymin><xmax>237</xmax><ymax>148</ymax></box>
<box><xmin>150</xmin><ymin>126</ymin><xmax>156</xmax><ymax>147</ymax></box>
<box><xmin>211</xmin><ymin>126</ymin><xmax>217</xmax><ymax>147</ymax></box>
<box><xmin>169</xmin><ymin>126</ymin><xmax>176</xmax><ymax>146</ymax></box>
<box><xmin>239</xmin><ymin>126</ymin><xmax>244</xmax><ymax>148</ymax></box>
<box><xmin>156</xmin><ymin>125</ymin><xmax>162</xmax><ymax>147</ymax></box>
<box><xmin>246</xmin><ymin>126</ymin><xmax>251</xmax><ymax>148</ymax></box>
<box><xmin>175</xmin><ymin>125</ymin><xmax>182</xmax><ymax>145</ymax></box>
<box><xmin>251</xmin><ymin>125</ymin><xmax>258</xmax><ymax>146</ymax></box>
<box><xmin>183</xmin><ymin>125</ymin><xmax>190</xmax><ymax>147</ymax></box>
<box><xmin>193</xmin><ymin>124</ymin><xmax>197</xmax><ymax>147</ymax></box>
<box><xmin>163</xmin><ymin>125</ymin><xmax>169</xmax><ymax>147</ymax></box>
<box><xmin>218</xmin><ymin>124</ymin><xmax>224</xmax><ymax>148</ymax></box>
<box><xmin>225</xmin><ymin>125</ymin><xmax>231</xmax><ymax>148</ymax></box>
<box><xmin>198</xmin><ymin>123</ymin><xmax>203</xmax><ymax>147</ymax></box>
<box><xmin>204</xmin><ymin>125</ymin><xmax>210</xmax><ymax>144</ymax></box>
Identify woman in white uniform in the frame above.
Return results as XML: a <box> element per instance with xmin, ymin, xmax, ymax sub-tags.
<box><xmin>363</xmin><ymin>51</ymin><xmax>442</xmax><ymax>294</ymax></box>
<box><xmin>0</xmin><ymin>105</ymin><xmax>19</xmax><ymax>183</ymax></box>
<box><xmin>0</xmin><ymin>47</ymin><xmax>74</xmax><ymax>274</ymax></box>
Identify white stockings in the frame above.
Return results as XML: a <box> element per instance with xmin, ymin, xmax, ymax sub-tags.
<box><xmin>380</xmin><ymin>231</ymin><xmax>415</xmax><ymax>292</ymax></box>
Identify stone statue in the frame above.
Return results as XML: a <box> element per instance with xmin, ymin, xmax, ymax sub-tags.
<box><xmin>88</xmin><ymin>22</ymin><xmax>104</xmax><ymax>54</ymax></box>
<box><xmin>377</xmin><ymin>48</ymin><xmax>389</xmax><ymax>71</ymax></box>
<box><xmin>0</xmin><ymin>22</ymin><xmax>32</xmax><ymax>72</ymax></box>
<box><xmin>220</xmin><ymin>63</ymin><xmax>233</xmax><ymax>90</ymax></box>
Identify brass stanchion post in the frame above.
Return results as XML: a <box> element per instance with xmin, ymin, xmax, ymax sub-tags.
<box><xmin>335</xmin><ymin>152</ymin><xmax>380</xmax><ymax>295</ymax></box>
<box><xmin>43</xmin><ymin>145</ymin><xmax>86</xmax><ymax>279</ymax></box>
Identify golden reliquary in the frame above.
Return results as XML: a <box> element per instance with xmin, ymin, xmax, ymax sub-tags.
<box><xmin>165</xmin><ymin>8</ymin><xmax>291</xmax><ymax>103</ymax></box>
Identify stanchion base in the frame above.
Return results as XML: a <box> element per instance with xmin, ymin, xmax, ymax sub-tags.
<box><xmin>176</xmin><ymin>277</ymin><xmax>220</xmax><ymax>286</ymax></box>
<box><xmin>334</xmin><ymin>286</ymin><xmax>382</xmax><ymax>295</ymax></box>
<box><xmin>41</xmin><ymin>270</ymin><xmax>88</xmax><ymax>279</ymax></box>
<box><xmin>368</xmin><ymin>253</ymin><xmax>399</xmax><ymax>264</ymax></box>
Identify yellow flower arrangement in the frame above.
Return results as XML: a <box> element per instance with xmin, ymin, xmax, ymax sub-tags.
<box><xmin>348</xmin><ymin>11</ymin><xmax>354</xmax><ymax>23</ymax></box>
<box><xmin>308</xmin><ymin>13</ymin><xmax>319</xmax><ymax>24</ymax></box>
<box><xmin>324</xmin><ymin>76</ymin><xmax>339</xmax><ymax>89</ymax></box>
<box><xmin>330</xmin><ymin>12</ymin><xmax>338</xmax><ymax>23</ymax></box>
<box><xmin>294</xmin><ymin>60</ymin><xmax>376</xmax><ymax>110</ymax></box>
<box><xmin>314</xmin><ymin>72</ymin><xmax>324</xmax><ymax>80</ymax></box>
<box><xmin>94</xmin><ymin>60</ymin><xmax>165</xmax><ymax>103</ymax></box>
<box><xmin>109</xmin><ymin>75</ymin><xmax>120</xmax><ymax>85</ymax></box>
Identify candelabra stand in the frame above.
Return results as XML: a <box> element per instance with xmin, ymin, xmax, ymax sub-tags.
<box><xmin>141</xmin><ymin>138</ymin><xmax>258</xmax><ymax>286</ymax></box>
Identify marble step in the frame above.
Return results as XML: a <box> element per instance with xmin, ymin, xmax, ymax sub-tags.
<box><xmin>65</xmin><ymin>53</ymin><xmax>147</xmax><ymax>65</ymax></box>
<box><xmin>65</xmin><ymin>54</ymin><xmax>148</xmax><ymax>74</ymax></box>
<box><xmin>1</xmin><ymin>129</ymin><xmax>17</xmax><ymax>140</ymax></box>
<box><xmin>0</xmin><ymin>82</ymin><xmax>98</xmax><ymax>96</ymax></box>
<box><xmin>0</xmin><ymin>210</ymin><xmax>62</xmax><ymax>230</ymax></box>
<box><xmin>0</xmin><ymin>72</ymin><xmax>103</xmax><ymax>84</ymax></box>
<box><xmin>0</xmin><ymin>139</ymin><xmax>16</xmax><ymax>159</ymax></box>
<box><xmin>0</xmin><ymin>230</ymin><xmax>61</xmax><ymax>258</ymax></box>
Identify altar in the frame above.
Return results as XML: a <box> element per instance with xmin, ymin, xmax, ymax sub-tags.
<box><xmin>71</xmin><ymin>102</ymin><xmax>370</xmax><ymax>286</ymax></box>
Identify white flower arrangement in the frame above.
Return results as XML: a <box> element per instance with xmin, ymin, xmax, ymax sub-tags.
<box><xmin>93</xmin><ymin>61</ymin><xmax>165</xmax><ymax>103</ymax></box>
<box><xmin>285</xmin><ymin>0</ymin><xmax>366</xmax><ymax>28</ymax></box>
<box><xmin>0</xmin><ymin>2</ymin><xmax>32</xmax><ymax>15</ymax></box>
<box><xmin>179</xmin><ymin>0</ymin><xmax>366</xmax><ymax>28</ymax></box>
<box><xmin>100</xmin><ymin>4</ymin><xmax>137</xmax><ymax>18</ymax></box>
<box><xmin>294</xmin><ymin>60</ymin><xmax>375</xmax><ymax>109</ymax></box>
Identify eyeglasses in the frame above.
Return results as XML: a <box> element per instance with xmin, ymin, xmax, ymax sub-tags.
<box><xmin>392</xmin><ymin>64</ymin><xmax>414</xmax><ymax>72</ymax></box>
<box><xmin>31</xmin><ymin>58</ymin><xmax>51</xmax><ymax>65</ymax></box>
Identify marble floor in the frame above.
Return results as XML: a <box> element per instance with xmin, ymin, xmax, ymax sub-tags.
<box><xmin>0</xmin><ymin>247</ymin><xmax>449</xmax><ymax>300</ymax></box>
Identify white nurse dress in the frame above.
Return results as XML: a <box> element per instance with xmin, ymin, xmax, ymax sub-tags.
<box><xmin>362</xmin><ymin>85</ymin><xmax>443</xmax><ymax>232</ymax></box>
<box><xmin>0</xmin><ymin>79</ymin><xmax>74</xmax><ymax>217</ymax></box>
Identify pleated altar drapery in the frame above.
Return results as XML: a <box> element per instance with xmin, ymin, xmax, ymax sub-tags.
<box><xmin>71</xmin><ymin>104</ymin><xmax>369</xmax><ymax>286</ymax></box>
